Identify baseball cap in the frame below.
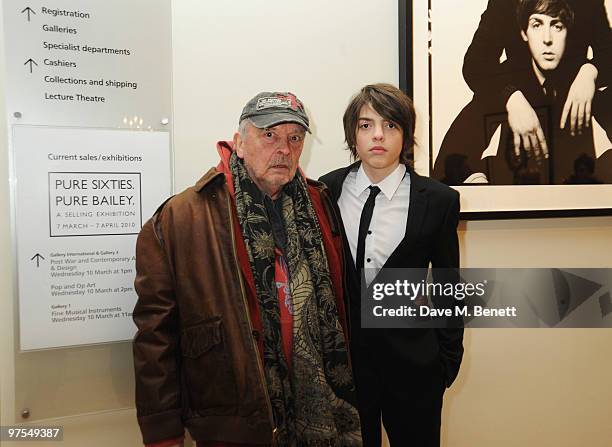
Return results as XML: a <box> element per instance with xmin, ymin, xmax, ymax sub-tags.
<box><xmin>239</xmin><ymin>91</ymin><xmax>311</xmax><ymax>133</ymax></box>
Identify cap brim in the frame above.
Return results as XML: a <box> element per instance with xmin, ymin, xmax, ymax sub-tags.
<box><xmin>248</xmin><ymin>112</ymin><xmax>311</xmax><ymax>133</ymax></box>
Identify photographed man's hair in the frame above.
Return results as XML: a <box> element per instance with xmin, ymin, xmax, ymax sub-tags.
<box><xmin>343</xmin><ymin>83</ymin><xmax>416</xmax><ymax>165</ymax></box>
<box><xmin>517</xmin><ymin>0</ymin><xmax>575</xmax><ymax>31</ymax></box>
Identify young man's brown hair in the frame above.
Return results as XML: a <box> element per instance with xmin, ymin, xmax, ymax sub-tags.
<box><xmin>342</xmin><ymin>83</ymin><xmax>416</xmax><ymax>165</ymax></box>
<box><xmin>517</xmin><ymin>0</ymin><xmax>575</xmax><ymax>32</ymax></box>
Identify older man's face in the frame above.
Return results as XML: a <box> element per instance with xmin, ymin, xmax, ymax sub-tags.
<box><xmin>234</xmin><ymin>122</ymin><xmax>306</xmax><ymax>199</ymax></box>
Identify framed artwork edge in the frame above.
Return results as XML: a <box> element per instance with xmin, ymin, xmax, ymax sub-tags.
<box><xmin>461</xmin><ymin>208</ymin><xmax>612</xmax><ymax>220</ymax></box>
<box><xmin>399</xmin><ymin>0</ymin><xmax>612</xmax><ymax>220</ymax></box>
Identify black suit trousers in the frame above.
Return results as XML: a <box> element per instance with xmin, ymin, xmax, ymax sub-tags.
<box><xmin>351</xmin><ymin>333</ymin><xmax>446</xmax><ymax>447</ymax></box>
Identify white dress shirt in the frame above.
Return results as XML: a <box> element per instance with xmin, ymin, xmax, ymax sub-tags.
<box><xmin>338</xmin><ymin>163</ymin><xmax>411</xmax><ymax>284</ymax></box>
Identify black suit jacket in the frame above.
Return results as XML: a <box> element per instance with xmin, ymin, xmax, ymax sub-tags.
<box><xmin>319</xmin><ymin>162</ymin><xmax>464</xmax><ymax>387</ymax></box>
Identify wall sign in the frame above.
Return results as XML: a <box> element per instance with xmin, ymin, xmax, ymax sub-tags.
<box><xmin>2</xmin><ymin>0</ymin><xmax>173</xmax><ymax>350</ymax></box>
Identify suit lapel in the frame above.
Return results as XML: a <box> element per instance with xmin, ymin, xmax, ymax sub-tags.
<box><xmin>403</xmin><ymin>169</ymin><xmax>428</xmax><ymax>252</ymax></box>
<box><xmin>322</xmin><ymin>161</ymin><xmax>362</xmax><ymax>293</ymax></box>
<box><xmin>381</xmin><ymin>168</ymin><xmax>428</xmax><ymax>268</ymax></box>
<box><xmin>324</xmin><ymin>161</ymin><xmax>360</xmax><ymax>203</ymax></box>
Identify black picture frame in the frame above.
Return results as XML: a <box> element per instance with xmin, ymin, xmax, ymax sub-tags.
<box><xmin>399</xmin><ymin>0</ymin><xmax>612</xmax><ymax>219</ymax></box>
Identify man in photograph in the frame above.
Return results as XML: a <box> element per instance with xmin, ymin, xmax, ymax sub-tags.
<box><xmin>433</xmin><ymin>0</ymin><xmax>612</xmax><ymax>184</ymax></box>
<box><xmin>132</xmin><ymin>91</ymin><xmax>362</xmax><ymax>446</ymax></box>
<box><xmin>320</xmin><ymin>83</ymin><xmax>463</xmax><ymax>447</ymax></box>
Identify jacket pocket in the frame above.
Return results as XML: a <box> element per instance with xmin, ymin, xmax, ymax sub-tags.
<box><xmin>180</xmin><ymin>317</ymin><xmax>238</xmax><ymax>413</ymax></box>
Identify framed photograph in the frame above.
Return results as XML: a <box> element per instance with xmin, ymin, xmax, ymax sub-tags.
<box><xmin>400</xmin><ymin>0</ymin><xmax>612</xmax><ymax>218</ymax></box>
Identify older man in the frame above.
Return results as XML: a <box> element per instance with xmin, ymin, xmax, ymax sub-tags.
<box><xmin>133</xmin><ymin>92</ymin><xmax>361</xmax><ymax>447</ymax></box>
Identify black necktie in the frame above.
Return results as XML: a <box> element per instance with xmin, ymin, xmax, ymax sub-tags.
<box><xmin>542</xmin><ymin>79</ymin><xmax>555</xmax><ymax>101</ymax></box>
<box><xmin>356</xmin><ymin>186</ymin><xmax>381</xmax><ymax>274</ymax></box>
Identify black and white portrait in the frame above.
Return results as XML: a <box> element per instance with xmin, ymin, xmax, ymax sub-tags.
<box><xmin>429</xmin><ymin>0</ymin><xmax>612</xmax><ymax>186</ymax></box>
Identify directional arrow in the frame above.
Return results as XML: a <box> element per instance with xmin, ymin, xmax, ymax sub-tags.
<box><xmin>21</xmin><ymin>7</ymin><xmax>36</xmax><ymax>22</ymax></box>
<box><xmin>24</xmin><ymin>58</ymin><xmax>38</xmax><ymax>73</ymax></box>
<box><xmin>30</xmin><ymin>253</ymin><xmax>45</xmax><ymax>267</ymax></box>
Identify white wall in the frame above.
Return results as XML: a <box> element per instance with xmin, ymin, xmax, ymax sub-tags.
<box><xmin>449</xmin><ymin>217</ymin><xmax>612</xmax><ymax>446</ymax></box>
<box><xmin>2</xmin><ymin>1</ymin><xmax>612</xmax><ymax>446</ymax></box>
<box><xmin>171</xmin><ymin>0</ymin><xmax>399</xmax><ymax>190</ymax></box>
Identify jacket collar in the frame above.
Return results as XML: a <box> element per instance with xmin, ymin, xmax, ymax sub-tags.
<box><xmin>194</xmin><ymin>141</ymin><xmax>234</xmax><ymax>193</ymax></box>
<box><xmin>195</xmin><ymin>141</ymin><xmax>313</xmax><ymax>197</ymax></box>
<box><xmin>327</xmin><ymin>160</ymin><xmax>424</xmax><ymax>199</ymax></box>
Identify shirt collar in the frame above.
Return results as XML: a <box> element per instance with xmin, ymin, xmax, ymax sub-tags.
<box><xmin>355</xmin><ymin>163</ymin><xmax>406</xmax><ymax>200</ymax></box>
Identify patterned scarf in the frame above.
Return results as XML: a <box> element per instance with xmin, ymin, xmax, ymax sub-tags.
<box><xmin>230</xmin><ymin>152</ymin><xmax>361</xmax><ymax>446</ymax></box>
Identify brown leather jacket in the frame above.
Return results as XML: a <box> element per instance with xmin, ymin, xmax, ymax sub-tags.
<box><xmin>133</xmin><ymin>143</ymin><xmax>348</xmax><ymax>445</ymax></box>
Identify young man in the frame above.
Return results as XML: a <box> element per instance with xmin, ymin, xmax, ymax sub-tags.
<box><xmin>433</xmin><ymin>0</ymin><xmax>612</xmax><ymax>184</ymax></box>
<box><xmin>133</xmin><ymin>91</ymin><xmax>362</xmax><ymax>446</ymax></box>
<box><xmin>320</xmin><ymin>84</ymin><xmax>463</xmax><ymax>447</ymax></box>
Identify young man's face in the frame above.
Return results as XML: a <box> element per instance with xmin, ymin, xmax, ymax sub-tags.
<box><xmin>234</xmin><ymin>122</ymin><xmax>306</xmax><ymax>199</ymax></box>
<box><xmin>521</xmin><ymin>13</ymin><xmax>568</xmax><ymax>72</ymax></box>
<box><xmin>355</xmin><ymin>103</ymin><xmax>403</xmax><ymax>178</ymax></box>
